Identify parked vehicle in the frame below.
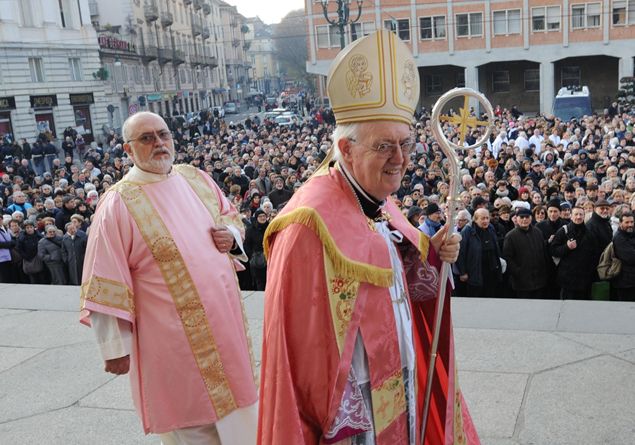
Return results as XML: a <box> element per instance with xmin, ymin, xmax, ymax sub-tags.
<box><xmin>552</xmin><ymin>86</ymin><xmax>592</xmax><ymax>121</ymax></box>
<box><xmin>224</xmin><ymin>102</ymin><xmax>238</xmax><ymax>114</ymax></box>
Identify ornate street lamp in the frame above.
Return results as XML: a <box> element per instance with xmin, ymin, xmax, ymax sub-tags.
<box><xmin>320</xmin><ymin>0</ymin><xmax>363</xmax><ymax>49</ymax></box>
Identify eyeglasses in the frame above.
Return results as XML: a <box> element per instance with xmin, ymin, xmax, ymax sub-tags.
<box><xmin>349</xmin><ymin>137</ymin><xmax>416</xmax><ymax>158</ymax></box>
<box><xmin>126</xmin><ymin>130</ymin><xmax>172</xmax><ymax>145</ymax></box>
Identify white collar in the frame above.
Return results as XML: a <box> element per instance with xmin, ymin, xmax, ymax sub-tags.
<box><xmin>125</xmin><ymin>165</ymin><xmax>176</xmax><ymax>184</ymax></box>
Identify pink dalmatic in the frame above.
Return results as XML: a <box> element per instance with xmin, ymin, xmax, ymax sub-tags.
<box><xmin>80</xmin><ymin>167</ymin><xmax>257</xmax><ymax>434</ymax></box>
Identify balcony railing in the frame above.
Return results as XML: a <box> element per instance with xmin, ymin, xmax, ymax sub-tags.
<box><xmin>141</xmin><ymin>45</ymin><xmax>159</xmax><ymax>63</ymax></box>
<box><xmin>202</xmin><ymin>26</ymin><xmax>210</xmax><ymax>40</ymax></box>
<box><xmin>144</xmin><ymin>4</ymin><xmax>159</xmax><ymax>22</ymax></box>
<box><xmin>202</xmin><ymin>3</ymin><xmax>211</xmax><ymax>15</ymax></box>
<box><xmin>158</xmin><ymin>47</ymin><xmax>173</xmax><ymax>64</ymax></box>
<box><xmin>206</xmin><ymin>56</ymin><xmax>218</xmax><ymax>68</ymax></box>
<box><xmin>173</xmin><ymin>49</ymin><xmax>185</xmax><ymax>65</ymax></box>
<box><xmin>161</xmin><ymin>11</ymin><xmax>173</xmax><ymax>28</ymax></box>
<box><xmin>190</xmin><ymin>54</ymin><xmax>203</xmax><ymax>66</ymax></box>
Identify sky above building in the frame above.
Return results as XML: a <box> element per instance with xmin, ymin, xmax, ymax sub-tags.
<box><xmin>227</xmin><ymin>0</ymin><xmax>305</xmax><ymax>24</ymax></box>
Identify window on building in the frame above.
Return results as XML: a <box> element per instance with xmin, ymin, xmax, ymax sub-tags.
<box><xmin>561</xmin><ymin>66</ymin><xmax>581</xmax><ymax>87</ymax></box>
<box><xmin>144</xmin><ymin>66</ymin><xmax>151</xmax><ymax>84</ymax></box>
<box><xmin>424</xmin><ymin>74</ymin><xmax>443</xmax><ymax>95</ymax></box>
<box><xmin>611</xmin><ymin>0</ymin><xmax>635</xmax><ymax>24</ymax></box>
<box><xmin>69</xmin><ymin>58</ymin><xmax>82</xmax><ymax>81</ymax></box>
<box><xmin>524</xmin><ymin>69</ymin><xmax>540</xmax><ymax>91</ymax></box>
<box><xmin>351</xmin><ymin>21</ymin><xmax>375</xmax><ymax>41</ymax></box>
<box><xmin>419</xmin><ymin>16</ymin><xmax>446</xmax><ymax>40</ymax></box>
<box><xmin>134</xmin><ymin>66</ymin><xmax>142</xmax><ymax>84</ymax></box>
<box><xmin>493</xmin><ymin>9</ymin><xmax>521</xmax><ymax>35</ymax></box>
<box><xmin>329</xmin><ymin>25</ymin><xmax>341</xmax><ymax>47</ymax></box>
<box><xmin>492</xmin><ymin>71</ymin><xmax>510</xmax><ymax>92</ymax></box>
<box><xmin>316</xmin><ymin>25</ymin><xmax>329</xmax><ymax>48</ymax></box>
<box><xmin>456</xmin><ymin>13</ymin><xmax>483</xmax><ymax>37</ymax></box>
<box><xmin>572</xmin><ymin>3</ymin><xmax>602</xmax><ymax>28</ymax></box>
<box><xmin>532</xmin><ymin>6</ymin><xmax>561</xmax><ymax>31</ymax></box>
<box><xmin>384</xmin><ymin>19</ymin><xmax>410</xmax><ymax>41</ymax></box>
<box><xmin>29</xmin><ymin>58</ymin><xmax>45</xmax><ymax>82</ymax></box>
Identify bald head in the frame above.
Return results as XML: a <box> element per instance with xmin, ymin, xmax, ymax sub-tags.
<box><xmin>122</xmin><ymin>111</ymin><xmax>164</xmax><ymax>143</ymax></box>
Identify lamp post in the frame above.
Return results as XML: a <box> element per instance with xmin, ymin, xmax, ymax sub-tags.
<box><xmin>320</xmin><ymin>0</ymin><xmax>363</xmax><ymax>49</ymax></box>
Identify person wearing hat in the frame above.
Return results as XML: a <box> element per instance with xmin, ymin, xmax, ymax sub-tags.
<box><xmin>259</xmin><ymin>30</ymin><xmax>475</xmax><ymax>445</ymax></box>
<box><xmin>419</xmin><ymin>202</ymin><xmax>444</xmax><ymax>237</ymax></box>
<box><xmin>502</xmin><ymin>207</ymin><xmax>549</xmax><ymax>298</ymax></box>
<box><xmin>559</xmin><ymin>201</ymin><xmax>572</xmax><ymax>222</ymax></box>
<box><xmin>586</xmin><ymin>198</ymin><xmax>613</xmax><ymax>282</ymax></box>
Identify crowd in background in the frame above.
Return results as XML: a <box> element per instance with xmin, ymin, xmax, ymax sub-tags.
<box><xmin>0</xmin><ymin>98</ymin><xmax>634</xmax><ymax>299</ymax></box>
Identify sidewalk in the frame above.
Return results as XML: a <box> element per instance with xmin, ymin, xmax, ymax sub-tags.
<box><xmin>0</xmin><ymin>283</ymin><xmax>634</xmax><ymax>444</ymax></box>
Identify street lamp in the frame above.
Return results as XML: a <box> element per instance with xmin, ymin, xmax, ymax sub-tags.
<box><xmin>320</xmin><ymin>0</ymin><xmax>363</xmax><ymax>49</ymax></box>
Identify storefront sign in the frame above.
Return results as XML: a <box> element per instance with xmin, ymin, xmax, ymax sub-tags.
<box><xmin>0</xmin><ymin>97</ymin><xmax>16</xmax><ymax>110</ymax></box>
<box><xmin>98</xmin><ymin>34</ymin><xmax>137</xmax><ymax>53</ymax></box>
<box><xmin>30</xmin><ymin>95</ymin><xmax>58</xmax><ymax>108</ymax></box>
<box><xmin>69</xmin><ymin>93</ymin><xmax>95</xmax><ymax>105</ymax></box>
<box><xmin>147</xmin><ymin>93</ymin><xmax>162</xmax><ymax>101</ymax></box>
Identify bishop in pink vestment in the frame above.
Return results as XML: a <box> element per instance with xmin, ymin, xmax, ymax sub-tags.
<box><xmin>79</xmin><ymin>112</ymin><xmax>257</xmax><ymax>444</ymax></box>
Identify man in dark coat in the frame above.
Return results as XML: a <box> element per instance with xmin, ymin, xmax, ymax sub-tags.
<box><xmin>612</xmin><ymin>212</ymin><xmax>635</xmax><ymax>301</ymax></box>
<box><xmin>456</xmin><ymin>208</ymin><xmax>503</xmax><ymax>297</ymax></box>
<box><xmin>61</xmin><ymin>222</ymin><xmax>87</xmax><ymax>285</ymax></box>
<box><xmin>267</xmin><ymin>176</ymin><xmax>293</xmax><ymax>209</ymax></box>
<box><xmin>586</xmin><ymin>199</ymin><xmax>613</xmax><ymax>281</ymax></box>
<box><xmin>55</xmin><ymin>195</ymin><xmax>76</xmax><ymax>231</ymax></box>
<box><xmin>550</xmin><ymin>207</ymin><xmax>596</xmax><ymax>299</ymax></box>
<box><xmin>536</xmin><ymin>199</ymin><xmax>565</xmax><ymax>298</ymax></box>
<box><xmin>503</xmin><ymin>208</ymin><xmax>548</xmax><ymax>298</ymax></box>
<box><xmin>243</xmin><ymin>209</ymin><xmax>269</xmax><ymax>291</ymax></box>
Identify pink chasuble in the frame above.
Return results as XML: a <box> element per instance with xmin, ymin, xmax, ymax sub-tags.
<box><xmin>80</xmin><ymin>166</ymin><xmax>257</xmax><ymax>434</ymax></box>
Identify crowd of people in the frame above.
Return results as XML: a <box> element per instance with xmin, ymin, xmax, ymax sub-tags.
<box><xmin>0</xmin><ymin>96</ymin><xmax>634</xmax><ymax>299</ymax></box>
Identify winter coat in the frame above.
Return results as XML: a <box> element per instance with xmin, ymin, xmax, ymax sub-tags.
<box><xmin>61</xmin><ymin>231</ymin><xmax>87</xmax><ymax>285</ymax></box>
<box><xmin>38</xmin><ymin>236</ymin><xmax>64</xmax><ymax>265</ymax></box>
<box><xmin>550</xmin><ymin>222</ymin><xmax>596</xmax><ymax>291</ymax></box>
<box><xmin>457</xmin><ymin>223</ymin><xmax>503</xmax><ymax>288</ymax></box>
<box><xmin>503</xmin><ymin>225</ymin><xmax>548</xmax><ymax>291</ymax></box>
<box><xmin>17</xmin><ymin>231</ymin><xmax>42</xmax><ymax>261</ymax></box>
<box><xmin>612</xmin><ymin>229</ymin><xmax>635</xmax><ymax>289</ymax></box>
<box><xmin>585</xmin><ymin>212</ymin><xmax>613</xmax><ymax>278</ymax></box>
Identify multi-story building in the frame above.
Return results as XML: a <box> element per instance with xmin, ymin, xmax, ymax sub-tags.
<box><xmin>0</xmin><ymin>0</ymin><xmax>107</xmax><ymax>144</ymax></box>
<box><xmin>244</xmin><ymin>17</ymin><xmax>281</xmax><ymax>96</ymax></box>
<box><xmin>90</xmin><ymin>0</ymin><xmax>226</xmax><ymax>129</ymax></box>
<box><xmin>219</xmin><ymin>1</ymin><xmax>249</xmax><ymax>102</ymax></box>
<box><xmin>306</xmin><ymin>0</ymin><xmax>635</xmax><ymax>113</ymax></box>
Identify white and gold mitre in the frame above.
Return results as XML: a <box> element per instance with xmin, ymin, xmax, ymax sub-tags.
<box><xmin>327</xmin><ymin>29</ymin><xmax>419</xmax><ymax>126</ymax></box>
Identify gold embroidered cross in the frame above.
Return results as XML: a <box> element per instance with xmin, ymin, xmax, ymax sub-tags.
<box><xmin>440</xmin><ymin>95</ymin><xmax>490</xmax><ymax>146</ymax></box>
<box><xmin>377</xmin><ymin>397</ymin><xmax>390</xmax><ymax>418</ymax></box>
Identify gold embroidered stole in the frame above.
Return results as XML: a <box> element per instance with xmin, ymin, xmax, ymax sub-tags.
<box><xmin>113</xmin><ymin>174</ymin><xmax>237</xmax><ymax>419</ymax></box>
<box><xmin>173</xmin><ymin>164</ymin><xmax>257</xmax><ymax>383</ymax></box>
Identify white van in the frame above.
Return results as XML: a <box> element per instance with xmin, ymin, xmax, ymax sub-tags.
<box><xmin>552</xmin><ymin>86</ymin><xmax>593</xmax><ymax>120</ymax></box>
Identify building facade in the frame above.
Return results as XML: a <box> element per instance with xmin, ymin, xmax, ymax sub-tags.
<box><xmin>306</xmin><ymin>0</ymin><xmax>635</xmax><ymax>114</ymax></box>
<box><xmin>90</xmin><ymin>0</ymin><xmax>234</xmax><ymax>129</ymax></box>
<box><xmin>0</xmin><ymin>0</ymin><xmax>108</xmax><ymax>144</ymax></box>
<box><xmin>219</xmin><ymin>1</ymin><xmax>249</xmax><ymax>102</ymax></box>
<box><xmin>244</xmin><ymin>17</ymin><xmax>281</xmax><ymax>96</ymax></box>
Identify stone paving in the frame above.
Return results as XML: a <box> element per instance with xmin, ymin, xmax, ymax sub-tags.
<box><xmin>0</xmin><ymin>283</ymin><xmax>634</xmax><ymax>444</ymax></box>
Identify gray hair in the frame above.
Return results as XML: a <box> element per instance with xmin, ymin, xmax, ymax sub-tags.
<box><xmin>332</xmin><ymin>123</ymin><xmax>362</xmax><ymax>162</ymax></box>
<box><xmin>44</xmin><ymin>224</ymin><xmax>57</xmax><ymax>234</ymax></box>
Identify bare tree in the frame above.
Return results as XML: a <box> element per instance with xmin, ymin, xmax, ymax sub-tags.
<box><xmin>273</xmin><ymin>9</ymin><xmax>310</xmax><ymax>85</ymax></box>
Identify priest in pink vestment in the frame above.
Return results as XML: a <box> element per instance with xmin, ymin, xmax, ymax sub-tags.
<box><xmin>80</xmin><ymin>111</ymin><xmax>258</xmax><ymax>445</ymax></box>
<box><xmin>258</xmin><ymin>30</ymin><xmax>480</xmax><ymax>445</ymax></box>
